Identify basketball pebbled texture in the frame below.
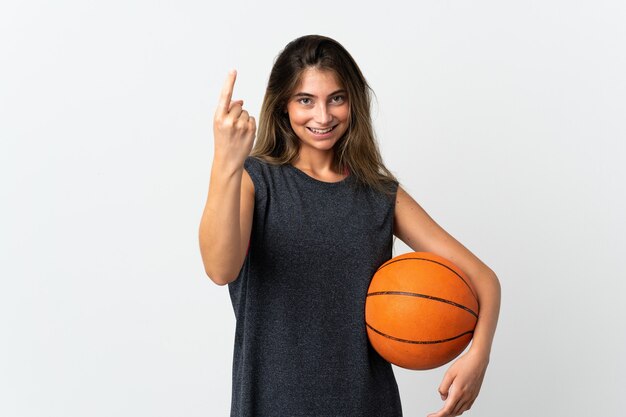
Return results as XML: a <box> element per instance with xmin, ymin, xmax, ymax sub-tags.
<box><xmin>365</xmin><ymin>252</ymin><xmax>479</xmax><ymax>370</ymax></box>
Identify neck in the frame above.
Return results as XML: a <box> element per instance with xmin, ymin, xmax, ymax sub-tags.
<box><xmin>293</xmin><ymin>147</ymin><xmax>336</xmax><ymax>172</ymax></box>
<box><xmin>292</xmin><ymin>148</ymin><xmax>347</xmax><ymax>181</ymax></box>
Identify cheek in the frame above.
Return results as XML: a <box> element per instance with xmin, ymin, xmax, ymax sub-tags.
<box><xmin>337</xmin><ymin>105</ymin><xmax>350</xmax><ymax>122</ymax></box>
<box><xmin>287</xmin><ymin>109</ymin><xmax>309</xmax><ymax>127</ymax></box>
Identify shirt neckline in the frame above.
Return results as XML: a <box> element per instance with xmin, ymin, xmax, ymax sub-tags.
<box><xmin>285</xmin><ymin>164</ymin><xmax>351</xmax><ymax>186</ymax></box>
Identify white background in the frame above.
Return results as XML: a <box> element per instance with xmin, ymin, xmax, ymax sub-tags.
<box><xmin>2</xmin><ymin>1</ymin><xmax>625</xmax><ymax>416</ymax></box>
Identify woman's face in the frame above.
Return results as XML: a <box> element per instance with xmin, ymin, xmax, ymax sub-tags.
<box><xmin>286</xmin><ymin>67</ymin><xmax>350</xmax><ymax>154</ymax></box>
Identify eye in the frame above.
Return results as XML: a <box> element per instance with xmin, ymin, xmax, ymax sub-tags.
<box><xmin>331</xmin><ymin>95</ymin><xmax>346</xmax><ymax>104</ymax></box>
<box><xmin>297</xmin><ymin>97</ymin><xmax>312</xmax><ymax>105</ymax></box>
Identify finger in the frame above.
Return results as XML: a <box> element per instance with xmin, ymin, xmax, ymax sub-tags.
<box><xmin>429</xmin><ymin>386</ymin><xmax>459</xmax><ymax>417</ymax></box>
<box><xmin>439</xmin><ymin>373</ymin><xmax>454</xmax><ymax>401</ymax></box>
<box><xmin>452</xmin><ymin>394</ymin><xmax>475</xmax><ymax>415</ymax></box>
<box><xmin>452</xmin><ymin>399</ymin><xmax>467</xmax><ymax>416</ymax></box>
<box><xmin>466</xmin><ymin>399</ymin><xmax>475</xmax><ymax>412</ymax></box>
<box><xmin>227</xmin><ymin>101</ymin><xmax>244</xmax><ymax>120</ymax></box>
<box><xmin>427</xmin><ymin>401</ymin><xmax>453</xmax><ymax>417</ymax></box>
<box><xmin>448</xmin><ymin>388</ymin><xmax>467</xmax><ymax>417</ymax></box>
<box><xmin>248</xmin><ymin>116</ymin><xmax>256</xmax><ymax>132</ymax></box>
<box><xmin>216</xmin><ymin>69</ymin><xmax>237</xmax><ymax>115</ymax></box>
<box><xmin>237</xmin><ymin>110</ymin><xmax>250</xmax><ymax>125</ymax></box>
<box><xmin>228</xmin><ymin>99</ymin><xmax>244</xmax><ymax>112</ymax></box>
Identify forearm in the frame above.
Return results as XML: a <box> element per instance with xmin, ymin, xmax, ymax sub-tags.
<box><xmin>468</xmin><ymin>270</ymin><xmax>501</xmax><ymax>360</ymax></box>
<box><xmin>199</xmin><ymin>161</ymin><xmax>246</xmax><ymax>284</ymax></box>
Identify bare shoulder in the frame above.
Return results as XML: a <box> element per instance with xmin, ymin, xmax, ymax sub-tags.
<box><xmin>393</xmin><ymin>185</ymin><xmax>441</xmax><ymax>250</ymax></box>
<box><xmin>242</xmin><ymin>168</ymin><xmax>255</xmax><ymax>196</ymax></box>
<box><xmin>241</xmin><ymin>168</ymin><xmax>255</xmax><ymax>217</ymax></box>
<box><xmin>394</xmin><ymin>185</ymin><xmax>494</xmax><ymax>278</ymax></box>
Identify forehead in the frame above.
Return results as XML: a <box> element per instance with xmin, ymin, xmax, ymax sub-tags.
<box><xmin>293</xmin><ymin>67</ymin><xmax>344</xmax><ymax>95</ymax></box>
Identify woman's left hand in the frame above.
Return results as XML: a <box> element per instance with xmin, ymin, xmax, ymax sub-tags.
<box><xmin>426</xmin><ymin>350</ymin><xmax>489</xmax><ymax>417</ymax></box>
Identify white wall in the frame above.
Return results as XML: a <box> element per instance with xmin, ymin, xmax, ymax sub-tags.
<box><xmin>2</xmin><ymin>1</ymin><xmax>624</xmax><ymax>416</ymax></box>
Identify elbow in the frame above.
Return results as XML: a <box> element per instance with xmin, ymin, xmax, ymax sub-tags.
<box><xmin>489</xmin><ymin>269</ymin><xmax>501</xmax><ymax>291</ymax></box>
<box><xmin>470</xmin><ymin>267</ymin><xmax>501</xmax><ymax>298</ymax></box>
<box><xmin>207</xmin><ymin>275</ymin><xmax>229</xmax><ymax>286</ymax></box>
<box><xmin>199</xmin><ymin>242</ymin><xmax>243</xmax><ymax>286</ymax></box>
<box><xmin>482</xmin><ymin>268</ymin><xmax>501</xmax><ymax>291</ymax></box>
<box><xmin>203</xmin><ymin>265</ymin><xmax>239</xmax><ymax>286</ymax></box>
<box><xmin>482</xmin><ymin>269</ymin><xmax>502</xmax><ymax>301</ymax></box>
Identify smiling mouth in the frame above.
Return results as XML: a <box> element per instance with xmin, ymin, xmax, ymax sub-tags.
<box><xmin>307</xmin><ymin>125</ymin><xmax>337</xmax><ymax>134</ymax></box>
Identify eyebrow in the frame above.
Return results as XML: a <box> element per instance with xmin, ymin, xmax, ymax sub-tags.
<box><xmin>292</xmin><ymin>89</ymin><xmax>347</xmax><ymax>98</ymax></box>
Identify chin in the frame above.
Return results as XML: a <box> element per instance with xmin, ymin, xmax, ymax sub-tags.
<box><xmin>306</xmin><ymin>139</ymin><xmax>338</xmax><ymax>151</ymax></box>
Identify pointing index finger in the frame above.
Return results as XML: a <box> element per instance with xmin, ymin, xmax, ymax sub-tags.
<box><xmin>217</xmin><ymin>69</ymin><xmax>237</xmax><ymax>115</ymax></box>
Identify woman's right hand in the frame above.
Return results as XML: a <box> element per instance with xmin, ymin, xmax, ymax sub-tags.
<box><xmin>212</xmin><ymin>69</ymin><xmax>256</xmax><ymax>172</ymax></box>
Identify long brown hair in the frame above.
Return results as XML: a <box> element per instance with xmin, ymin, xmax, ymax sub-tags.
<box><xmin>251</xmin><ymin>34</ymin><xmax>398</xmax><ymax>194</ymax></box>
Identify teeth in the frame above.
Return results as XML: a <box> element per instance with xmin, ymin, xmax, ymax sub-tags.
<box><xmin>309</xmin><ymin>126</ymin><xmax>334</xmax><ymax>134</ymax></box>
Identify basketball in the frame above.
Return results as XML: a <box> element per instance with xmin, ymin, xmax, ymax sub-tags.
<box><xmin>365</xmin><ymin>252</ymin><xmax>479</xmax><ymax>370</ymax></box>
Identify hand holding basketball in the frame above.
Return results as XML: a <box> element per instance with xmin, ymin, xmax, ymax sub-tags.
<box><xmin>213</xmin><ymin>70</ymin><xmax>256</xmax><ymax>171</ymax></box>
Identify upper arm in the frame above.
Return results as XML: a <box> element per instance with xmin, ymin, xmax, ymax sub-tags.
<box><xmin>393</xmin><ymin>185</ymin><xmax>495</xmax><ymax>280</ymax></box>
<box><xmin>239</xmin><ymin>169</ymin><xmax>255</xmax><ymax>261</ymax></box>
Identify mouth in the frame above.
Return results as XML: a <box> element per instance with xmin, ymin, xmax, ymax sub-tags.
<box><xmin>306</xmin><ymin>125</ymin><xmax>337</xmax><ymax>135</ymax></box>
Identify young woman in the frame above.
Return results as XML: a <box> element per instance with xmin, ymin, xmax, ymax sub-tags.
<box><xmin>199</xmin><ymin>35</ymin><xmax>500</xmax><ymax>417</ymax></box>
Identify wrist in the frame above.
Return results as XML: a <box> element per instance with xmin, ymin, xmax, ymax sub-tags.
<box><xmin>211</xmin><ymin>157</ymin><xmax>245</xmax><ymax>178</ymax></box>
<box><xmin>467</xmin><ymin>344</ymin><xmax>491</xmax><ymax>365</ymax></box>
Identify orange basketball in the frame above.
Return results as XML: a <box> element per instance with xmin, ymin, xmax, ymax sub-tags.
<box><xmin>365</xmin><ymin>252</ymin><xmax>479</xmax><ymax>370</ymax></box>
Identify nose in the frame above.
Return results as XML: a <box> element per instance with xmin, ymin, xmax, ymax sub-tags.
<box><xmin>314</xmin><ymin>103</ymin><xmax>333</xmax><ymax>125</ymax></box>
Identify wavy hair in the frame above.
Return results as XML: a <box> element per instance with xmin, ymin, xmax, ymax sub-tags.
<box><xmin>251</xmin><ymin>34</ymin><xmax>398</xmax><ymax>194</ymax></box>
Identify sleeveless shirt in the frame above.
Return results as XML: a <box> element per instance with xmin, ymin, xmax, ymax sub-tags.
<box><xmin>227</xmin><ymin>156</ymin><xmax>403</xmax><ymax>416</ymax></box>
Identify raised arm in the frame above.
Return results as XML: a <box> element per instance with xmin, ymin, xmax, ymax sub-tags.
<box><xmin>393</xmin><ymin>185</ymin><xmax>501</xmax><ymax>417</ymax></box>
<box><xmin>199</xmin><ymin>70</ymin><xmax>256</xmax><ymax>286</ymax></box>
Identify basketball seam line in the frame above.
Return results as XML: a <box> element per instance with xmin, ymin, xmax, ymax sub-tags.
<box><xmin>366</xmin><ymin>322</ymin><xmax>474</xmax><ymax>345</ymax></box>
<box><xmin>376</xmin><ymin>257</ymin><xmax>479</xmax><ymax>302</ymax></box>
<box><xmin>366</xmin><ymin>291</ymin><xmax>478</xmax><ymax>318</ymax></box>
